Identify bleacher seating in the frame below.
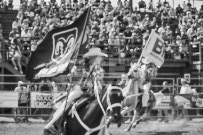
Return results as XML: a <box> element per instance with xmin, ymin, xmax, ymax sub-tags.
<box><xmin>0</xmin><ymin>10</ymin><xmax>18</xmax><ymax>39</ymax></box>
<box><xmin>0</xmin><ymin>0</ymin><xmax>202</xmax><ymax>81</ymax></box>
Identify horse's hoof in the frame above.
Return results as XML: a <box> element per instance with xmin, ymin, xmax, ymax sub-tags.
<box><xmin>124</xmin><ymin>128</ymin><xmax>130</xmax><ymax>132</ymax></box>
<box><xmin>132</xmin><ymin>123</ymin><xmax>137</xmax><ymax>128</ymax></box>
<box><xmin>107</xmin><ymin>122</ymin><xmax>111</xmax><ymax>128</ymax></box>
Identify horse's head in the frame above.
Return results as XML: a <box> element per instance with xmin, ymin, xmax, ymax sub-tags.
<box><xmin>105</xmin><ymin>85</ymin><xmax>124</xmax><ymax>124</ymax></box>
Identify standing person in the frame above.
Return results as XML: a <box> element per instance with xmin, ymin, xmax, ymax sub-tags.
<box><xmin>180</xmin><ymin>78</ymin><xmax>192</xmax><ymax>94</ymax></box>
<box><xmin>179</xmin><ymin>78</ymin><xmax>192</xmax><ymax>120</ymax></box>
<box><xmin>157</xmin><ymin>81</ymin><xmax>171</xmax><ymax>122</ymax></box>
<box><xmin>14</xmin><ymin>81</ymin><xmax>29</xmax><ymax>122</ymax></box>
<box><xmin>43</xmin><ymin>47</ymin><xmax>107</xmax><ymax>135</ymax></box>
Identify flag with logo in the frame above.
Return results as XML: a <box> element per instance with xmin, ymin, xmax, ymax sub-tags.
<box><xmin>142</xmin><ymin>30</ymin><xmax>165</xmax><ymax>68</ymax></box>
<box><xmin>26</xmin><ymin>7</ymin><xmax>90</xmax><ymax>81</ymax></box>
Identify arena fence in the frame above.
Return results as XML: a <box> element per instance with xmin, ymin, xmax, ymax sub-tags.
<box><xmin>0</xmin><ymin>77</ymin><xmax>202</xmax><ymax>122</ymax></box>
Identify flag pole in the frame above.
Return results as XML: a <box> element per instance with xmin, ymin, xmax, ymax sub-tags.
<box><xmin>71</xmin><ymin>6</ymin><xmax>91</xmax><ymax>60</ymax></box>
<box><xmin>80</xmin><ymin>6</ymin><xmax>91</xmax><ymax>51</ymax></box>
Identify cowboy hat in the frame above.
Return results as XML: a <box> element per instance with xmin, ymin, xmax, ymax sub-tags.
<box><xmin>18</xmin><ymin>81</ymin><xmax>24</xmax><ymax>86</ymax></box>
<box><xmin>83</xmin><ymin>48</ymin><xmax>108</xmax><ymax>58</ymax></box>
<box><xmin>181</xmin><ymin>78</ymin><xmax>186</xmax><ymax>82</ymax></box>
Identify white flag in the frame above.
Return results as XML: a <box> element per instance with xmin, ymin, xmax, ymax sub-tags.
<box><xmin>142</xmin><ymin>30</ymin><xmax>165</xmax><ymax>68</ymax></box>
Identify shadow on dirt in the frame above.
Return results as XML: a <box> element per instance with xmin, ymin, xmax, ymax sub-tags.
<box><xmin>138</xmin><ymin>131</ymin><xmax>189</xmax><ymax>135</ymax></box>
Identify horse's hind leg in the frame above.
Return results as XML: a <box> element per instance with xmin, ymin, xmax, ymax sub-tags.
<box><xmin>132</xmin><ymin>117</ymin><xmax>142</xmax><ymax>128</ymax></box>
<box><xmin>124</xmin><ymin>110</ymin><xmax>137</xmax><ymax>132</ymax></box>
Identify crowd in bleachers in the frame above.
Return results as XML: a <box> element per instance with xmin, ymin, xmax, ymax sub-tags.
<box><xmin>5</xmin><ymin>0</ymin><xmax>203</xmax><ymax>74</ymax></box>
<box><xmin>0</xmin><ymin>0</ymin><xmax>14</xmax><ymax>10</ymax></box>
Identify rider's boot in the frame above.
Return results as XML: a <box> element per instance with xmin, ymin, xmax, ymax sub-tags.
<box><xmin>142</xmin><ymin>93</ymin><xmax>149</xmax><ymax>107</ymax></box>
<box><xmin>43</xmin><ymin>100</ymin><xmax>67</xmax><ymax>135</ymax></box>
<box><xmin>44</xmin><ymin>85</ymin><xmax>83</xmax><ymax>135</ymax></box>
<box><xmin>43</xmin><ymin>125</ymin><xmax>57</xmax><ymax>135</ymax></box>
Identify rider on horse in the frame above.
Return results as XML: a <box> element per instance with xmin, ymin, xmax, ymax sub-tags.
<box><xmin>44</xmin><ymin>47</ymin><xmax>107</xmax><ymax>135</ymax></box>
<box><xmin>127</xmin><ymin>57</ymin><xmax>157</xmax><ymax>108</ymax></box>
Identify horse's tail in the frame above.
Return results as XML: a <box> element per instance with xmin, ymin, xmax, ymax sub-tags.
<box><xmin>153</xmin><ymin>91</ymin><xmax>164</xmax><ymax>106</ymax></box>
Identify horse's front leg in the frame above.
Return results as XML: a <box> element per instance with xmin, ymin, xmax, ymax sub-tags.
<box><xmin>106</xmin><ymin>116</ymin><xmax>113</xmax><ymax>128</ymax></box>
<box><xmin>124</xmin><ymin>110</ymin><xmax>137</xmax><ymax>132</ymax></box>
<box><xmin>132</xmin><ymin>117</ymin><xmax>142</xmax><ymax>128</ymax></box>
<box><xmin>121</xmin><ymin>106</ymin><xmax>134</xmax><ymax>116</ymax></box>
<box><xmin>107</xmin><ymin>106</ymin><xmax>134</xmax><ymax>128</ymax></box>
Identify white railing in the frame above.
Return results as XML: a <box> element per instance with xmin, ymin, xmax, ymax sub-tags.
<box><xmin>0</xmin><ymin>77</ymin><xmax>202</xmax><ymax>121</ymax></box>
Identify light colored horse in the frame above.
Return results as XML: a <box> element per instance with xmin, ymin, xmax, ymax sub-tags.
<box><xmin>124</xmin><ymin>89</ymin><xmax>164</xmax><ymax>132</ymax></box>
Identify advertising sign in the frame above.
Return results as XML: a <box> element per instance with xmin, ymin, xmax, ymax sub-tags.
<box><xmin>0</xmin><ymin>91</ymin><xmax>18</xmax><ymax>108</ymax></box>
<box><xmin>31</xmin><ymin>92</ymin><xmax>61</xmax><ymax>108</ymax></box>
<box><xmin>154</xmin><ymin>95</ymin><xmax>171</xmax><ymax>109</ymax></box>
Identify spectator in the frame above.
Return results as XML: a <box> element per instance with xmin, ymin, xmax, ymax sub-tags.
<box><xmin>157</xmin><ymin>81</ymin><xmax>171</xmax><ymax>122</ymax></box>
<box><xmin>156</xmin><ymin>0</ymin><xmax>162</xmax><ymax>9</ymax></box>
<box><xmin>161</xmin><ymin>9</ymin><xmax>169</xmax><ymax>26</ymax></box>
<box><xmin>148</xmin><ymin>0</ymin><xmax>153</xmax><ymax>11</ymax></box>
<box><xmin>158</xmin><ymin>23</ymin><xmax>165</xmax><ymax>35</ymax></box>
<box><xmin>14</xmin><ymin>81</ymin><xmax>29</xmax><ymax>122</ymax></box>
<box><xmin>9</xmin><ymin>0</ymin><xmax>203</xmax><ymax>66</ymax></box>
<box><xmin>30</xmin><ymin>40</ymin><xmax>37</xmax><ymax>52</ymax></box>
<box><xmin>165</xmin><ymin>26</ymin><xmax>172</xmax><ymax>43</ymax></box>
<box><xmin>123</xmin><ymin>26</ymin><xmax>132</xmax><ymax>50</ymax></box>
<box><xmin>163</xmin><ymin>0</ymin><xmax>169</xmax><ymax>7</ymax></box>
<box><xmin>9</xmin><ymin>27</ymin><xmax>19</xmax><ymax>41</ymax></box>
<box><xmin>21</xmin><ymin>26</ymin><xmax>31</xmax><ymax>44</ymax></box>
<box><xmin>138</xmin><ymin>0</ymin><xmax>146</xmax><ymax>11</ymax></box>
<box><xmin>51</xmin><ymin>81</ymin><xmax>58</xmax><ymax>93</ymax></box>
<box><xmin>176</xmin><ymin>4</ymin><xmax>183</xmax><ymax>17</ymax></box>
<box><xmin>12</xmin><ymin>18</ymin><xmax>21</xmax><ymax>32</ymax></box>
<box><xmin>0</xmin><ymin>24</ymin><xmax>3</xmax><ymax>61</ymax></box>
<box><xmin>11</xmin><ymin>34</ymin><xmax>23</xmax><ymax>74</ymax></box>
<box><xmin>150</xmin><ymin>17</ymin><xmax>157</xmax><ymax>29</ymax></box>
<box><xmin>179</xmin><ymin>78</ymin><xmax>192</xmax><ymax>120</ymax></box>
<box><xmin>165</xmin><ymin>44</ymin><xmax>173</xmax><ymax>59</ymax></box>
<box><xmin>174</xmin><ymin>49</ymin><xmax>181</xmax><ymax>60</ymax></box>
<box><xmin>199</xmin><ymin>5</ymin><xmax>203</xmax><ymax>18</ymax></box>
<box><xmin>142</xmin><ymin>14</ymin><xmax>151</xmax><ymax>29</ymax></box>
<box><xmin>8</xmin><ymin>0</ymin><xmax>13</xmax><ymax>10</ymax></box>
<box><xmin>180</xmin><ymin>78</ymin><xmax>192</xmax><ymax>94</ymax></box>
<box><xmin>38</xmin><ymin>79</ymin><xmax>53</xmax><ymax>92</ymax></box>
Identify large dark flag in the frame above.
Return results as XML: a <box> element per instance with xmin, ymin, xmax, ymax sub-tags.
<box><xmin>26</xmin><ymin>7</ymin><xmax>90</xmax><ymax>81</ymax></box>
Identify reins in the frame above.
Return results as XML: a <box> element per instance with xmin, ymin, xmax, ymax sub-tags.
<box><xmin>70</xmin><ymin>80</ymin><xmax>122</xmax><ymax>135</ymax></box>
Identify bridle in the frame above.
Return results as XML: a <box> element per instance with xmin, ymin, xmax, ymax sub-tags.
<box><xmin>70</xmin><ymin>81</ymin><xmax>123</xmax><ymax>135</ymax></box>
<box><xmin>104</xmin><ymin>85</ymin><xmax>123</xmax><ymax>112</ymax></box>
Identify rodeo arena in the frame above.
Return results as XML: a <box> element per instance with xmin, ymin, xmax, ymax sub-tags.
<box><xmin>1</xmin><ymin>0</ymin><xmax>203</xmax><ymax>135</ymax></box>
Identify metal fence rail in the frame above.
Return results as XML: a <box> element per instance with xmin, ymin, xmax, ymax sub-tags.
<box><xmin>0</xmin><ymin>77</ymin><xmax>202</xmax><ymax>121</ymax></box>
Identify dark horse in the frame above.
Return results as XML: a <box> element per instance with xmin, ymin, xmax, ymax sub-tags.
<box><xmin>59</xmin><ymin>84</ymin><xmax>124</xmax><ymax>135</ymax></box>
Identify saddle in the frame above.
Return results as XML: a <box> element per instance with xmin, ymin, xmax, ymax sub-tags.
<box><xmin>52</xmin><ymin>93</ymin><xmax>95</xmax><ymax>132</ymax></box>
<box><xmin>136</xmin><ymin>90</ymin><xmax>155</xmax><ymax>108</ymax></box>
<box><xmin>148</xmin><ymin>90</ymin><xmax>155</xmax><ymax>102</ymax></box>
<box><xmin>68</xmin><ymin>93</ymin><xmax>94</xmax><ymax>115</ymax></box>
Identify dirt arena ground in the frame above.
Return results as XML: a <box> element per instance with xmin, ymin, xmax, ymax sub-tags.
<box><xmin>0</xmin><ymin>117</ymin><xmax>203</xmax><ymax>135</ymax></box>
